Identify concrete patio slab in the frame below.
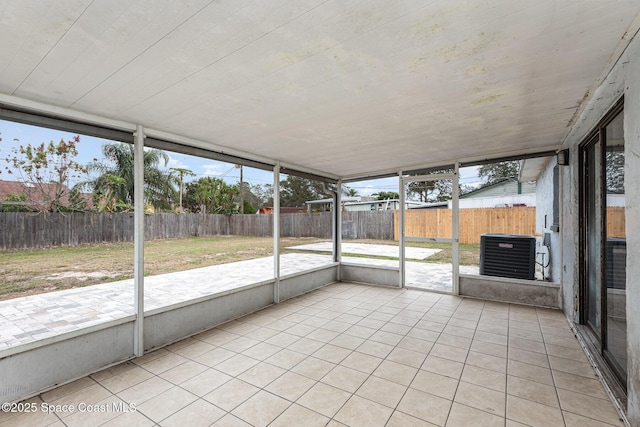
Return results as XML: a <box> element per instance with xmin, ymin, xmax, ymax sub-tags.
<box><xmin>342</xmin><ymin>257</ymin><xmax>479</xmax><ymax>293</ymax></box>
<box><xmin>0</xmin><ymin>253</ymin><xmax>334</xmax><ymax>352</ymax></box>
<box><xmin>289</xmin><ymin>242</ymin><xmax>441</xmax><ymax>260</ymax></box>
<box><xmin>0</xmin><ymin>254</ymin><xmax>477</xmax><ymax>353</ymax></box>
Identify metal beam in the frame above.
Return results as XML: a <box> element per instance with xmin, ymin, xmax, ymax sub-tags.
<box><xmin>403</xmin><ymin>173</ymin><xmax>457</xmax><ymax>183</ymax></box>
<box><xmin>341</xmin><ymin>148</ymin><xmax>560</xmax><ymax>183</ymax></box>
<box><xmin>279</xmin><ymin>166</ymin><xmax>338</xmax><ymax>184</ymax></box>
<box><xmin>0</xmin><ymin>104</ymin><xmax>134</xmax><ymax>143</ymax></box>
<box><xmin>133</xmin><ymin>125</ymin><xmax>145</xmax><ymax>357</ymax></box>
<box><xmin>146</xmin><ymin>137</ymin><xmax>273</xmax><ymax>171</ymax></box>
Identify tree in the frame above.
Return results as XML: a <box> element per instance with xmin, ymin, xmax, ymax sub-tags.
<box><xmin>183</xmin><ymin>177</ymin><xmax>239</xmax><ymax>214</ymax></box>
<box><xmin>606</xmin><ymin>151</ymin><xmax>624</xmax><ymax>193</ymax></box>
<box><xmin>343</xmin><ymin>186</ymin><xmax>359</xmax><ymax>197</ymax></box>
<box><xmin>170</xmin><ymin>167</ymin><xmax>195</xmax><ymax>212</ymax></box>
<box><xmin>86</xmin><ymin>143</ymin><xmax>177</xmax><ymax>212</ymax></box>
<box><xmin>242</xmin><ymin>200</ymin><xmax>257</xmax><ymax>214</ymax></box>
<box><xmin>373</xmin><ymin>191</ymin><xmax>400</xmax><ymax>200</ymax></box>
<box><xmin>92</xmin><ymin>174</ymin><xmax>130</xmax><ymax>212</ymax></box>
<box><xmin>249</xmin><ymin>183</ymin><xmax>273</xmax><ymax>208</ymax></box>
<box><xmin>0</xmin><ymin>193</ymin><xmax>30</xmax><ymax>212</ymax></box>
<box><xmin>3</xmin><ymin>136</ymin><xmax>88</xmax><ymax>212</ymax></box>
<box><xmin>279</xmin><ymin>176</ymin><xmax>331</xmax><ymax>207</ymax></box>
<box><xmin>407</xmin><ymin>180</ymin><xmax>453</xmax><ymax>202</ymax></box>
<box><xmin>477</xmin><ymin>161</ymin><xmax>520</xmax><ymax>186</ymax></box>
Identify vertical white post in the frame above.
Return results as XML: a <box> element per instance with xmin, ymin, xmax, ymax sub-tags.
<box><xmin>334</xmin><ymin>180</ymin><xmax>342</xmax><ymax>262</ymax></box>
<box><xmin>399</xmin><ymin>170</ymin><xmax>405</xmax><ymax>288</ymax></box>
<box><xmin>133</xmin><ymin>125</ymin><xmax>145</xmax><ymax>357</ymax></box>
<box><xmin>452</xmin><ymin>162</ymin><xmax>460</xmax><ymax>295</ymax></box>
<box><xmin>335</xmin><ymin>180</ymin><xmax>342</xmax><ymax>281</ymax></box>
<box><xmin>273</xmin><ymin>162</ymin><xmax>280</xmax><ymax>303</ymax></box>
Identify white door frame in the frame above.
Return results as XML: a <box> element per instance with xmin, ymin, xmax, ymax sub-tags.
<box><xmin>399</xmin><ymin>164</ymin><xmax>460</xmax><ymax>294</ymax></box>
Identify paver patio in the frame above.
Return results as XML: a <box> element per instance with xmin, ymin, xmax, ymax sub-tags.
<box><xmin>0</xmin><ymin>253</ymin><xmax>477</xmax><ymax>352</ymax></box>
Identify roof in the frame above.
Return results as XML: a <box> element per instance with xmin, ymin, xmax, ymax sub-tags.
<box><xmin>519</xmin><ymin>156</ymin><xmax>553</xmax><ymax>182</ymax></box>
<box><xmin>460</xmin><ymin>177</ymin><xmax>536</xmax><ymax>198</ymax></box>
<box><xmin>408</xmin><ymin>201</ymin><xmax>449</xmax><ymax>209</ymax></box>
<box><xmin>0</xmin><ymin>179</ymin><xmax>92</xmax><ymax>210</ymax></box>
<box><xmin>257</xmin><ymin>206</ymin><xmax>307</xmax><ymax>214</ymax></box>
<box><xmin>306</xmin><ymin>197</ymin><xmax>361</xmax><ymax>205</ymax></box>
<box><xmin>1</xmin><ymin>2</ymin><xmax>639</xmax><ymax>180</ymax></box>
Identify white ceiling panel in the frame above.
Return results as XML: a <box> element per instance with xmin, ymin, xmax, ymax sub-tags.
<box><xmin>1</xmin><ymin>0</ymin><xmax>638</xmax><ymax>179</ymax></box>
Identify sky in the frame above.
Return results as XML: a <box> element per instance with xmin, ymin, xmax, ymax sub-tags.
<box><xmin>0</xmin><ymin>119</ymin><xmax>483</xmax><ymax>199</ymax></box>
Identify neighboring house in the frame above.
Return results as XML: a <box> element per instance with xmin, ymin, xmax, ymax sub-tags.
<box><xmin>0</xmin><ymin>179</ymin><xmax>92</xmax><ymax>211</ymax></box>
<box><xmin>305</xmin><ymin>197</ymin><xmax>362</xmax><ymax>212</ymax></box>
<box><xmin>257</xmin><ymin>206</ymin><xmax>307</xmax><ymax>214</ymax></box>
<box><xmin>458</xmin><ymin>177</ymin><xmax>537</xmax><ymax>208</ymax></box>
<box><xmin>305</xmin><ymin>197</ymin><xmax>426</xmax><ymax>212</ymax></box>
<box><xmin>408</xmin><ymin>201</ymin><xmax>449</xmax><ymax>209</ymax></box>
<box><xmin>346</xmin><ymin>199</ymin><xmax>426</xmax><ymax>211</ymax></box>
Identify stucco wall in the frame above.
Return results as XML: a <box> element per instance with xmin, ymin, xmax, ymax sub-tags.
<box><xmin>560</xmin><ymin>29</ymin><xmax>638</xmax><ymax>423</ymax></box>
<box><xmin>623</xmin><ymin>37</ymin><xmax>640</xmax><ymax>425</ymax></box>
<box><xmin>535</xmin><ymin>159</ymin><xmax>562</xmax><ymax>282</ymax></box>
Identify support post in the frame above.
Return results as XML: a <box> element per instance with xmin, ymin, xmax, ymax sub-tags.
<box><xmin>133</xmin><ymin>125</ymin><xmax>145</xmax><ymax>357</ymax></box>
<box><xmin>452</xmin><ymin>162</ymin><xmax>460</xmax><ymax>295</ymax></box>
<box><xmin>334</xmin><ymin>180</ymin><xmax>342</xmax><ymax>280</ymax></box>
<box><xmin>399</xmin><ymin>170</ymin><xmax>405</xmax><ymax>288</ymax></box>
<box><xmin>273</xmin><ymin>162</ymin><xmax>280</xmax><ymax>303</ymax></box>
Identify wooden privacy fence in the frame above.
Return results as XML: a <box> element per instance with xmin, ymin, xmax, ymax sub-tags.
<box><xmin>607</xmin><ymin>207</ymin><xmax>626</xmax><ymax>238</ymax></box>
<box><xmin>0</xmin><ymin>207</ymin><xmax>625</xmax><ymax>250</ymax></box>
<box><xmin>394</xmin><ymin>207</ymin><xmax>537</xmax><ymax>244</ymax></box>
<box><xmin>0</xmin><ymin>210</ymin><xmax>394</xmax><ymax>250</ymax></box>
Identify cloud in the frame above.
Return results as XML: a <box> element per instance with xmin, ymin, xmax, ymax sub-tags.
<box><xmin>165</xmin><ymin>155</ymin><xmax>189</xmax><ymax>170</ymax></box>
<box><xmin>201</xmin><ymin>162</ymin><xmax>225</xmax><ymax>176</ymax></box>
<box><xmin>361</xmin><ymin>185</ymin><xmax>382</xmax><ymax>196</ymax></box>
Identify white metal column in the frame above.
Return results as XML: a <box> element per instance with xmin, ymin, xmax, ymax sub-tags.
<box><xmin>335</xmin><ymin>180</ymin><xmax>342</xmax><ymax>281</ymax></box>
<box><xmin>401</xmin><ymin>169</ymin><xmax>460</xmax><ymax>293</ymax></box>
<box><xmin>273</xmin><ymin>162</ymin><xmax>280</xmax><ymax>304</ymax></box>
<box><xmin>133</xmin><ymin>125</ymin><xmax>145</xmax><ymax>357</ymax></box>
<box><xmin>452</xmin><ymin>162</ymin><xmax>460</xmax><ymax>295</ymax></box>
<box><xmin>399</xmin><ymin>171</ymin><xmax>405</xmax><ymax>288</ymax></box>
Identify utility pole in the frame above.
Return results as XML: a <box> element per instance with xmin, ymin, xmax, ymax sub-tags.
<box><xmin>236</xmin><ymin>164</ymin><xmax>244</xmax><ymax>214</ymax></box>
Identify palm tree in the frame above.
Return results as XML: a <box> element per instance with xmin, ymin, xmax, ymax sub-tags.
<box><xmin>343</xmin><ymin>186</ymin><xmax>359</xmax><ymax>197</ymax></box>
<box><xmin>170</xmin><ymin>167</ymin><xmax>195</xmax><ymax>212</ymax></box>
<box><xmin>86</xmin><ymin>143</ymin><xmax>177</xmax><ymax>211</ymax></box>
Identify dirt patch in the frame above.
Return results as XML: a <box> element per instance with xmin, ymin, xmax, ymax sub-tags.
<box><xmin>44</xmin><ymin>271</ymin><xmax>122</xmax><ymax>282</ymax></box>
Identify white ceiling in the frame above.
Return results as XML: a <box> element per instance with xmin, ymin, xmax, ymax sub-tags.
<box><xmin>1</xmin><ymin>0</ymin><xmax>638</xmax><ymax>180</ymax></box>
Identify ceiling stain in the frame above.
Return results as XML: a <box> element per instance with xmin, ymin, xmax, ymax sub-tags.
<box><xmin>471</xmin><ymin>93</ymin><xmax>505</xmax><ymax>105</ymax></box>
<box><xmin>462</xmin><ymin>64</ymin><xmax>487</xmax><ymax>78</ymax></box>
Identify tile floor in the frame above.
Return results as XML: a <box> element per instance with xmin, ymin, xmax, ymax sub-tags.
<box><xmin>0</xmin><ymin>282</ymin><xmax>624</xmax><ymax>427</ymax></box>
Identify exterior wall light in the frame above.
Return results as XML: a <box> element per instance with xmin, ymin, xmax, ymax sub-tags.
<box><xmin>557</xmin><ymin>149</ymin><xmax>569</xmax><ymax>166</ymax></box>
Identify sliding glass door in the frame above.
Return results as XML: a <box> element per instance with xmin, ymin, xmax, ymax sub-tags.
<box><xmin>579</xmin><ymin>101</ymin><xmax>626</xmax><ymax>388</ymax></box>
